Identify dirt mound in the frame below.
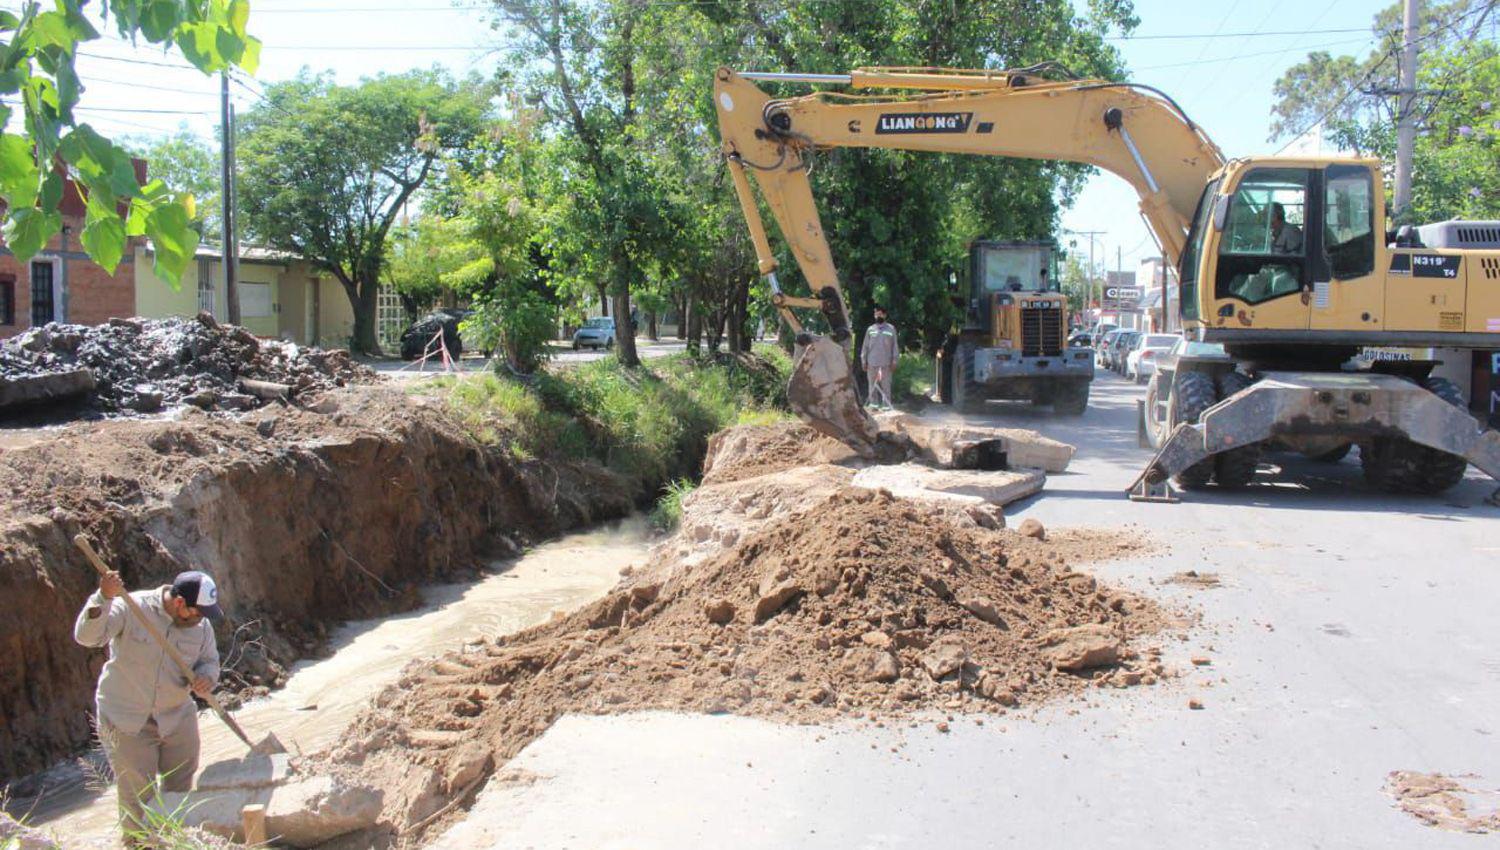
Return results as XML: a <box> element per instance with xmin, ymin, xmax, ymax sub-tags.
<box><xmin>0</xmin><ymin>314</ymin><xmax>373</xmax><ymax>414</ymax></box>
<box><xmin>701</xmin><ymin>422</ymin><xmax>857</xmax><ymax>485</ymax></box>
<box><xmin>1387</xmin><ymin>771</ymin><xmax>1500</xmax><ymax>832</ymax></box>
<box><xmin>330</xmin><ymin>487</ymin><xmax>1165</xmax><ymax>834</ymax></box>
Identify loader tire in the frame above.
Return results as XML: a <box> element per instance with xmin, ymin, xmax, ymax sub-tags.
<box><xmin>1212</xmin><ymin>370</ymin><xmax>1261</xmax><ymax>488</ymax></box>
<box><xmin>1171</xmin><ymin>370</ymin><xmax>1217</xmax><ymax>489</ymax></box>
<box><xmin>1052</xmin><ymin>379</ymin><xmax>1089</xmax><ymax>415</ymax></box>
<box><xmin>1311</xmin><ymin>443</ymin><xmax>1352</xmax><ymax>463</ymax></box>
<box><xmin>1360</xmin><ymin>378</ymin><xmax>1470</xmax><ymax>494</ymax></box>
<box><xmin>951</xmin><ymin>341</ymin><xmax>986</xmax><ymax>414</ymax></box>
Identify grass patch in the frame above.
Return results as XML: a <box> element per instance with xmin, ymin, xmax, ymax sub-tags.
<box><xmin>649</xmin><ymin>478</ymin><xmax>696</xmax><ymax>530</ymax></box>
<box><xmin>437</xmin><ymin>351</ymin><xmax>789</xmax><ymax>497</ymax></box>
<box><xmin>893</xmin><ymin>351</ymin><xmax>934</xmax><ymax>403</ymax></box>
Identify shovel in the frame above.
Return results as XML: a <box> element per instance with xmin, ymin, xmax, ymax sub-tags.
<box><xmin>73</xmin><ymin>534</ymin><xmax>287</xmax><ymax>756</ymax></box>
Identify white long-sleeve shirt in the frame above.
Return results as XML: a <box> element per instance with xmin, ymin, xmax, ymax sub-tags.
<box><xmin>73</xmin><ymin>586</ymin><xmax>219</xmax><ymax>737</ymax></box>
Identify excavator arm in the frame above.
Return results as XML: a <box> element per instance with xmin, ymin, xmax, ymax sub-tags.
<box><xmin>715</xmin><ymin>65</ymin><xmax>1225</xmax><ymax>450</ymax></box>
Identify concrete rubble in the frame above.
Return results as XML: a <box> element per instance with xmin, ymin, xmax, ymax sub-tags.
<box><xmin>148</xmin><ymin>754</ymin><xmax>383</xmax><ymax>847</ymax></box>
<box><xmin>0</xmin><ymin>314</ymin><xmax>372</xmax><ymax>415</ymax></box>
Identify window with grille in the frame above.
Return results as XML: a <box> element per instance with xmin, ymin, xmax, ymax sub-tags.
<box><xmin>0</xmin><ymin>276</ymin><xmax>14</xmax><ymax>325</ymax></box>
<box><xmin>30</xmin><ymin>261</ymin><xmax>55</xmax><ymax>325</ymax></box>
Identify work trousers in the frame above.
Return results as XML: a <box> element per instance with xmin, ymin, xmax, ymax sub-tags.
<box><xmin>867</xmin><ymin>364</ymin><xmax>894</xmax><ymax>407</ymax></box>
<box><xmin>99</xmin><ymin>714</ymin><xmax>200</xmax><ymax>839</ymax></box>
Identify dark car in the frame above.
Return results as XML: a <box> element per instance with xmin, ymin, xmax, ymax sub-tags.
<box><xmin>400</xmin><ymin>308</ymin><xmax>470</xmax><ymax>360</ymax></box>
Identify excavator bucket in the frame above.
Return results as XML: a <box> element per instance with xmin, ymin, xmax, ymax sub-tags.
<box><xmin>787</xmin><ymin>335</ymin><xmax>881</xmax><ymax>456</ymax></box>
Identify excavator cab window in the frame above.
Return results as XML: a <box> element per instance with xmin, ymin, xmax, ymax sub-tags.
<box><xmin>1178</xmin><ymin>178</ymin><xmax>1220</xmax><ymax>322</ymax></box>
<box><xmin>1324</xmin><ymin>164</ymin><xmax>1375</xmax><ymax>279</ymax></box>
<box><xmin>1216</xmin><ymin>167</ymin><xmax>1310</xmax><ymax>305</ymax></box>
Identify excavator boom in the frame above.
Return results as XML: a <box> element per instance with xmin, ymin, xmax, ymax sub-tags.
<box><xmin>715</xmin><ymin>66</ymin><xmax>1224</xmax><ymax>449</ymax></box>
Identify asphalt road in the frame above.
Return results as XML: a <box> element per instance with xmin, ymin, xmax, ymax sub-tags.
<box><xmin>430</xmin><ymin>370</ymin><xmax>1500</xmax><ymax>849</ymax></box>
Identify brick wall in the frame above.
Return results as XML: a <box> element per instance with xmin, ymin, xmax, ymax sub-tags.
<box><xmin>0</xmin><ymin>213</ymin><xmax>141</xmax><ymax>340</ymax></box>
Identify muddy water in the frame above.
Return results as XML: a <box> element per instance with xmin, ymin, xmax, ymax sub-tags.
<box><xmin>23</xmin><ymin>516</ymin><xmax>654</xmax><ymax>842</ymax></box>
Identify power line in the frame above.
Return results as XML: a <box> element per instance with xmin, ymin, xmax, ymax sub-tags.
<box><xmin>1133</xmin><ymin>36</ymin><xmax>1375</xmax><ymax>72</ymax></box>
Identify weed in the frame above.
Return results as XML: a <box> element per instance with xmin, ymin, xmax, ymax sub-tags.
<box><xmin>892</xmin><ymin>352</ymin><xmax>934</xmax><ymax>403</ymax></box>
<box><xmin>649</xmin><ymin>479</ymin><xmax>697</xmax><ymax>530</ymax></box>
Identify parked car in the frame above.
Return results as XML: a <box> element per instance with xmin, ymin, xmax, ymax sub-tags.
<box><xmin>1067</xmin><ymin>330</ymin><xmax>1092</xmax><ymax>348</ymax></box>
<box><xmin>1126</xmin><ymin>333</ymin><xmax>1180</xmax><ymax>383</ymax></box>
<box><xmin>572</xmin><ymin>316</ymin><xmax>616</xmax><ymax>350</ymax></box>
<box><xmin>1096</xmin><ymin>329</ymin><xmax>1123</xmax><ymax>368</ymax></box>
<box><xmin>399</xmin><ymin>308</ymin><xmax>469</xmax><ymax>361</ymax></box>
<box><xmin>1110</xmin><ymin>331</ymin><xmax>1139</xmax><ymax>373</ymax></box>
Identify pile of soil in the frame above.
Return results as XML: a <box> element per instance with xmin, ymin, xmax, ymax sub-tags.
<box><xmin>700</xmin><ymin>422</ymin><xmax>857</xmax><ymax>485</ymax></box>
<box><xmin>1387</xmin><ymin>771</ymin><xmax>1500</xmax><ymax>832</ymax></box>
<box><xmin>0</xmin><ymin>314</ymin><xmax>373</xmax><ymax>414</ymax></box>
<box><xmin>331</xmin><ymin>486</ymin><xmax>1166</xmax><ymax>833</ymax></box>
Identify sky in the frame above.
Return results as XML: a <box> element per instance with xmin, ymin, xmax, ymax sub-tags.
<box><xmin>19</xmin><ymin>0</ymin><xmax>1397</xmax><ymax>273</ymax></box>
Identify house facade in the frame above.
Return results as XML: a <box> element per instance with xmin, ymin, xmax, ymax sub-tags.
<box><xmin>0</xmin><ymin>211</ymin><xmax>142</xmax><ymax>340</ymax></box>
<box><xmin>135</xmin><ymin>245</ymin><xmax>356</xmax><ymax>348</ymax></box>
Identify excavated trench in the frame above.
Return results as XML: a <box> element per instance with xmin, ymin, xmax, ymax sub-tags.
<box><xmin>0</xmin><ymin>384</ymin><xmax>637</xmax><ymax>788</ymax></box>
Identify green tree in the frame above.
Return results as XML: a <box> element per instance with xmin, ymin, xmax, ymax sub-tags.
<box><xmin>0</xmin><ymin>0</ymin><xmax>258</xmax><ymax>285</ymax></box>
<box><xmin>236</xmin><ymin>70</ymin><xmax>492</xmax><ymax>353</ymax></box>
<box><xmin>126</xmin><ymin>127</ymin><xmax>220</xmax><ymax>241</ymax></box>
<box><xmin>1270</xmin><ymin>0</ymin><xmax>1499</xmax><ymax>223</ymax></box>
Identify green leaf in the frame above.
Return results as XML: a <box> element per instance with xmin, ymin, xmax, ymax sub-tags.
<box><xmin>139</xmin><ymin>0</ymin><xmax>183</xmax><ymax>43</ymax></box>
<box><xmin>61</xmin><ymin>125</ymin><xmax>143</xmax><ymax>198</ymax></box>
<box><xmin>24</xmin><ymin>12</ymin><xmax>77</xmax><ymax>54</ymax></box>
<box><xmin>3</xmin><ymin>206</ymin><xmax>62</xmax><ymax>264</ymax></box>
<box><xmin>228</xmin><ymin>0</ymin><xmax>249</xmax><ymax>35</ymax></box>
<box><xmin>125</xmin><ymin>196</ymin><xmax>150</xmax><ymax>237</ymax></box>
<box><xmin>39</xmin><ymin>172</ymin><xmax>63</xmax><ymax>210</ymax></box>
<box><xmin>0</xmin><ymin>10</ymin><xmax>20</xmax><ymax>31</ymax></box>
<box><xmin>145</xmin><ymin>199</ymin><xmax>198</xmax><ymax>286</ymax></box>
<box><xmin>174</xmin><ymin>21</ymin><xmax>226</xmax><ymax>72</ymax></box>
<box><xmin>0</xmin><ymin>133</ymin><xmax>40</xmax><ymax>206</ymax></box>
<box><xmin>81</xmin><ymin>190</ymin><xmax>126</xmax><ymax>272</ymax></box>
<box><xmin>238</xmin><ymin>34</ymin><xmax>261</xmax><ymax>75</ymax></box>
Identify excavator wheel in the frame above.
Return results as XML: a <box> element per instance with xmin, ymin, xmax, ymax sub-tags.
<box><xmin>1211</xmin><ymin>371</ymin><xmax>1261</xmax><ymax>488</ymax></box>
<box><xmin>1171</xmin><ymin>370</ymin><xmax>1217</xmax><ymax>489</ymax></box>
<box><xmin>1360</xmin><ymin>378</ymin><xmax>1470</xmax><ymax>495</ymax></box>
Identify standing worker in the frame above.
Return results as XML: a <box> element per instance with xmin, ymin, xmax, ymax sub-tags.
<box><xmin>74</xmin><ymin>569</ymin><xmax>223</xmax><ymax>843</ymax></box>
<box><xmin>861</xmin><ymin>305</ymin><xmax>899</xmax><ymax>409</ymax></box>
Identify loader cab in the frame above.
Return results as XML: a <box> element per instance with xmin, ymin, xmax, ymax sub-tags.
<box><xmin>1179</xmin><ymin>157</ymin><xmax>1391</xmax><ymax>360</ymax></box>
<box><xmin>966</xmin><ymin>241</ymin><xmax>1067</xmax><ymax>355</ymax></box>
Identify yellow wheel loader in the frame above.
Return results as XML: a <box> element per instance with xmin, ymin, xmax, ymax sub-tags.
<box><xmin>935</xmin><ymin>241</ymin><xmax>1093</xmax><ymax>415</ymax></box>
<box><xmin>713</xmin><ymin>64</ymin><xmax>1500</xmax><ymax>502</ymax></box>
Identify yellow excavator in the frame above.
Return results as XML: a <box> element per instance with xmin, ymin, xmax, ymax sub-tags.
<box><xmin>714</xmin><ymin>64</ymin><xmax>1500</xmax><ymax>501</ymax></box>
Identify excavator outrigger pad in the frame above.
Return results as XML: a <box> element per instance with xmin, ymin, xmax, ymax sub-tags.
<box><xmin>787</xmin><ymin>335</ymin><xmax>881</xmax><ymax>457</ymax></box>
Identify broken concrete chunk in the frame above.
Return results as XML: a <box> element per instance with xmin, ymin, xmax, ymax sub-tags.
<box><xmin>753</xmin><ymin>580</ymin><xmax>804</xmax><ymax>622</ymax></box>
<box><xmin>444</xmin><ymin>742</ymin><xmax>492</xmax><ymax>793</ymax></box>
<box><xmin>860</xmin><ymin>630</ymin><xmax>893</xmax><ymax>649</ymax></box>
<box><xmin>850</xmin><ymin>464</ymin><xmax>1044</xmax><ymax>508</ymax></box>
<box><xmin>1041</xmin><ymin>624</ymin><xmax>1121</xmax><ymax>672</ymax></box>
<box><xmin>843</xmin><ymin>647</ymin><xmax>900</xmax><ymax>683</ymax></box>
<box><xmin>1017</xmin><ymin>518</ymin><xmax>1046</xmax><ymax>540</ymax></box>
<box><xmin>196</xmin><ymin>753</ymin><xmax>292</xmax><ymax>791</ymax></box>
<box><xmin>959</xmin><ymin>595</ymin><xmax>1005</xmax><ymax>628</ymax></box>
<box><xmin>920</xmin><ymin>643</ymin><xmax>967</xmax><ymax>680</ymax></box>
<box><xmin>265</xmin><ymin>775</ymin><xmax>384</xmax><ymax>847</ymax></box>
<box><xmin>703</xmin><ymin>598</ymin><xmax>736</xmax><ymax>624</ymax></box>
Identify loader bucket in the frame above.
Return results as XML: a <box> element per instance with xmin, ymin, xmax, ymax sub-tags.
<box><xmin>787</xmin><ymin>335</ymin><xmax>880</xmax><ymax>456</ymax></box>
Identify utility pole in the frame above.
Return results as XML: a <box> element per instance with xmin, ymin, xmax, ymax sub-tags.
<box><xmin>221</xmin><ymin>71</ymin><xmax>241</xmax><ymax>325</ymax></box>
<box><xmin>1065</xmin><ymin>228</ymin><xmax>1106</xmax><ymax>323</ymax></box>
<box><xmin>1393</xmin><ymin>0</ymin><xmax>1420</xmax><ymax>222</ymax></box>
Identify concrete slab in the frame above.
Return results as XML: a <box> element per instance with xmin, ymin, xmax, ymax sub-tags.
<box><xmin>875</xmin><ymin>411</ymin><xmax>1075</xmax><ymax>472</ymax></box>
<box><xmin>851</xmin><ymin>464</ymin><xmax>1044</xmax><ymax>506</ymax></box>
<box><xmin>155</xmin><ymin>775</ymin><xmax>382</xmax><ymax>848</ymax></box>
<box><xmin>195</xmin><ymin>753</ymin><xmax>292</xmax><ymax>791</ymax></box>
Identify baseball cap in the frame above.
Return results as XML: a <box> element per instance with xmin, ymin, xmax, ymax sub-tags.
<box><xmin>171</xmin><ymin>571</ymin><xmax>225</xmax><ymax>623</ymax></box>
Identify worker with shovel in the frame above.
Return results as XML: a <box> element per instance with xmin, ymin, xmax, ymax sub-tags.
<box><xmin>74</xmin><ymin>568</ymin><xmax>222</xmax><ymax>842</ymax></box>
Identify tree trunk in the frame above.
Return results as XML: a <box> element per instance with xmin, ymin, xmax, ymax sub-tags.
<box><xmin>726</xmin><ymin>306</ymin><xmax>742</xmax><ymax>354</ymax></box>
<box><xmin>612</xmin><ymin>291</ymin><xmax>640</xmax><ymax>366</ymax></box>
<box><xmin>597</xmin><ymin>283</ymin><xmax>609</xmax><ymax>317</ymax></box>
<box><xmin>734</xmin><ymin>277</ymin><xmax>753</xmax><ymax>353</ymax></box>
<box><xmin>349</xmin><ymin>278</ymin><xmax>383</xmax><ymax>355</ymax></box>
<box><xmin>647</xmin><ymin>310</ymin><xmax>658</xmax><ymax>341</ymax></box>
<box><xmin>685</xmin><ymin>293</ymin><xmax>701</xmax><ymax>354</ymax></box>
<box><xmin>777</xmin><ymin>316</ymin><xmax>795</xmax><ymax>353</ymax></box>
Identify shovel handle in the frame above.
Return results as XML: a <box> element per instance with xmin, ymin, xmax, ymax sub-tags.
<box><xmin>73</xmin><ymin>534</ymin><xmax>255</xmax><ymax>750</ymax></box>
